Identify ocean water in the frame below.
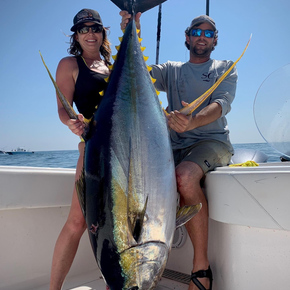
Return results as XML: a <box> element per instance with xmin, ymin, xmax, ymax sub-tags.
<box><xmin>0</xmin><ymin>143</ymin><xmax>285</xmax><ymax>169</ymax></box>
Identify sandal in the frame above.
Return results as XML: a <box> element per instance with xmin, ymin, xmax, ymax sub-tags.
<box><xmin>191</xmin><ymin>266</ymin><xmax>213</xmax><ymax>290</ymax></box>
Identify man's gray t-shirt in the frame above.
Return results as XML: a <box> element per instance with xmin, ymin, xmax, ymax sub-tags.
<box><xmin>151</xmin><ymin>59</ymin><xmax>237</xmax><ymax>153</ymax></box>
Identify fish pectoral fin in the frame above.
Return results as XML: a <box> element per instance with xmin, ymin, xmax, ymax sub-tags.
<box><xmin>175</xmin><ymin>203</ymin><xmax>202</xmax><ymax>229</ymax></box>
<box><xmin>128</xmin><ymin>196</ymin><xmax>148</xmax><ymax>242</ymax></box>
<box><xmin>75</xmin><ymin>165</ymin><xmax>86</xmax><ymax>218</ymax></box>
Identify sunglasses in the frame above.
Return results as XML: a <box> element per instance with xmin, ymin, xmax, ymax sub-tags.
<box><xmin>77</xmin><ymin>24</ymin><xmax>103</xmax><ymax>34</ymax></box>
<box><xmin>191</xmin><ymin>28</ymin><xmax>215</xmax><ymax>38</ymax></box>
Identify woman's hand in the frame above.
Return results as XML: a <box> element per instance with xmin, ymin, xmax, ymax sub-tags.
<box><xmin>66</xmin><ymin>114</ymin><xmax>86</xmax><ymax>137</ymax></box>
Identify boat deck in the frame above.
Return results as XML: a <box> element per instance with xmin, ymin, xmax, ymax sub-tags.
<box><xmin>34</xmin><ymin>269</ymin><xmax>189</xmax><ymax>290</ymax></box>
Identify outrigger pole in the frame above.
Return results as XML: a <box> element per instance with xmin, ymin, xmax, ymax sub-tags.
<box><xmin>155</xmin><ymin>4</ymin><xmax>162</xmax><ymax>64</ymax></box>
<box><xmin>206</xmin><ymin>0</ymin><xmax>210</xmax><ymax>15</ymax></box>
<box><xmin>155</xmin><ymin>0</ymin><xmax>210</xmax><ymax>64</ymax></box>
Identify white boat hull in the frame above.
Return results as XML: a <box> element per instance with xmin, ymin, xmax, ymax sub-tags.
<box><xmin>1</xmin><ymin>162</ymin><xmax>290</xmax><ymax>289</ymax></box>
<box><xmin>205</xmin><ymin>162</ymin><xmax>290</xmax><ymax>289</ymax></box>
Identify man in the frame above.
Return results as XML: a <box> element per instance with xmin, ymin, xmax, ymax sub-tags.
<box><xmin>120</xmin><ymin>12</ymin><xmax>237</xmax><ymax>290</ymax></box>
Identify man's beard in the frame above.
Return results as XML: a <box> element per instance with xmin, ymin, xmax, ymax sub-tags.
<box><xmin>191</xmin><ymin>45</ymin><xmax>212</xmax><ymax>58</ymax></box>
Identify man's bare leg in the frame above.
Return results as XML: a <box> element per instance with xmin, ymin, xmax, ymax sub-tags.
<box><xmin>176</xmin><ymin>161</ymin><xmax>210</xmax><ymax>290</ymax></box>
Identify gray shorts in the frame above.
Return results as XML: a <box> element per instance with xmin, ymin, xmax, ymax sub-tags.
<box><xmin>173</xmin><ymin>140</ymin><xmax>232</xmax><ymax>174</ymax></box>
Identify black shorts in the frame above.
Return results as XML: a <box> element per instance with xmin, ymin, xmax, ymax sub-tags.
<box><xmin>173</xmin><ymin>140</ymin><xmax>232</xmax><ymax>174</ymax></box>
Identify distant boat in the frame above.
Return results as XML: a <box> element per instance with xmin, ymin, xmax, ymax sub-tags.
<box><xmin>5</xmin><ymin>147</ymin><xmax>34</xmax><ymax>155</ymax></box>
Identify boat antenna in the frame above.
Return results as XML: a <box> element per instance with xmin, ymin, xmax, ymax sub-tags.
<box><xmin>155</xmin><ymin>4</ymin><xmax>162</xmax><ymax>64</ymax></box>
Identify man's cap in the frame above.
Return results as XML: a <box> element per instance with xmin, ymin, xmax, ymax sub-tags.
<box><xmin>71</xmin><ymin>9</ymin><xmax>103</xmax><ymax>32</ymax></box>
<box><xmin>186</xmin><ymin>15</ymin><xmax>217</xmax><ymax>34</ymax></box>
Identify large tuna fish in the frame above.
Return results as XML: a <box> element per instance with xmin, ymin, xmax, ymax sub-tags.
<box><xmin>80</xmin><ymin>10</ymin><xmax>200</xmax><ymax>290</ymax></box>
<box><xmin>41</xmin><ymin>1</ymin><xmax>201</xmax><ymax>289</ymax></box>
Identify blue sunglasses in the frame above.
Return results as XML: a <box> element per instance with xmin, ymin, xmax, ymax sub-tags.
<box><xmin>191</xmin><ymin>28</ymin><xmax>215</xmax><ymax>38</ymax></box>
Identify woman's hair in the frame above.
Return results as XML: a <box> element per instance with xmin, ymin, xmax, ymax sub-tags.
<box><xmin>68</xmin><ymin>28</ymin><xmax>112</xmax><ymax>65</ymax></box>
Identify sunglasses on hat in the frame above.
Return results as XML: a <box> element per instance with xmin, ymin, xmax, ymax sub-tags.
<box><xmin>77</xmin><ymin>24</ymin><xmax>103</xmax><ymax>34</ymax></box>
<box><xmin>191</xmin><ymin>28</ymin><xmax>215</xmax><ymax>38</ymax></box>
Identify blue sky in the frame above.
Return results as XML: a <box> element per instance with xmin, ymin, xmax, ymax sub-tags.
<box><xmin>1</xmin><ymin>0</ymin><xmax>290</xmax><ymax>151</ymax></box>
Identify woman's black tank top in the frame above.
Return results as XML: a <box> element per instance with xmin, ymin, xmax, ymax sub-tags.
<box><xmin>73</xmin><ymin>56</ymin><xmax>108</xmax><ymax>119</ymax></box>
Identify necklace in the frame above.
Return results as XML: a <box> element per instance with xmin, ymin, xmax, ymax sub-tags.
<box><xmin>81</xmin><ymin>56</ymin><xmax>109</xmax><ymax>74</ymax></box>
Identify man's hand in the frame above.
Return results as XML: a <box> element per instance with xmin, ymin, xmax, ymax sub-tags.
<box><xmin>119</xmin><ymin>11</ymin><xmax>142</xmax><ymax>31</ymax></box>
<box><xmin>167</xmin><ymin>101</ymin><xmax>193</xmax><ymax>133</ymax></box>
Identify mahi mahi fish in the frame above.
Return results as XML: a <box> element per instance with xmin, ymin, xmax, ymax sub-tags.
<box><xmin>41</xmin><ymin>0</ymin><xmax>201</xmax><ymax>289</ymax></box>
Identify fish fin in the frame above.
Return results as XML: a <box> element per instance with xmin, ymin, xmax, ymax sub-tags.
<box><xmin>39</xmin><ymin>51</ymin><xmax>91</xmax><ymax>141</ymax></box>
<box><xmin>128</xmin><ymin>196</ymin><xmax>149</xmax><ymax>242</ymax></box>
<box><xmin>175</xmin><ymin>203</ymin><xmax>202</xmax><ymax>229</ymax></box>
<box><xmin>110</xmin><ymin>0</ymin><xmax>168</xmax><ymax>14</ymax></box>
<box><xmin>179</xmin><ymin>34</ymin><xmax>252</xmax><ymax>116</ymax></box>
<box><xmin>75</xmin><ymin>163</ymin><xmax>86</xmax><ymax>219</ymax></box>
<box><xmin>39</xmin><ymin>51</ymin><xmax>78</xmax><ymax>120</ymax></box>
<box><xmin>163</xmin><ymin>108</ymin><xmax>169</xmax><ymax>116</ymax></box>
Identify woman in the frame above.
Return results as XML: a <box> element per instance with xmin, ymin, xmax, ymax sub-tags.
<box><xmin>49</xmin><ymin>9</ymin><xmax>111</xmax><ymax>290</ymax></box>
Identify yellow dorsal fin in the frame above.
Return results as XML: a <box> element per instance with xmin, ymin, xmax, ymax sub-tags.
<box><xmin>138</xmin><ymin>37</ymin><xmax>143</xmax><ymax>43</ymax></box>
<box><xmin>108</xmin><ymin>64</ymin><xmax>114</xmax><ymax>70</ymax></box>
<box><xmin>115</xmin><ymin>45</ymin><xmax>120</xmax><ymax>51</ymax></box>
<box><xmin>104</xmin><ymin>77</ymin><xmax>110</xmax><ymax>82</ymax></box>
<box><xmin>112</xmin><ymin>55</ymin><xmax>117</xmax><ymax>61</ymax></box>
<box><xmin>99</xmin><ymin>90</ymin><xmax>104</xmax><ymax>96</ymax></box>
<box><xmin>156</xmin><ymin>90</ymin><xmax>160</xmax><ymax>96</ymax></box>
<box><xmin>147</xmin><ymin>65</ymin><xmax>152</xmax><ymax>72</ymax></box>
<box><xmin>151</xmin><ymin>77</ymin><xmax>156</xmax><ymax>84</ymax></box>
<box><xmin>119</xmin><ymin>37</ymin><xmax>123</xmax><ymax>42</ymax></box>
<box><xmin>136</xmin><ymin>29</ymin><xmax>140</xmax><ymax>34</ymax></box>
<box><xmin>140</xmin><ymin>46</ymin><xmax>146</xmax><ymax>52</ymax></box>
<box><xmin>143</xmin><ymin>55</ymin><xmax>149</xmax><ymax>62</ymax></box>
<box><xmin>163</xmin><ymin>108</ymin><xmax>169</xmax><ymax>116</ymax></box>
